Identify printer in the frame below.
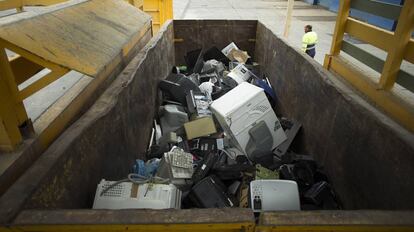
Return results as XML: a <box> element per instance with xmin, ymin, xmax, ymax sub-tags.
<box><xmin>93</xmin><ymin>179</ymin><xmax>181</xmax><ymax>210</ymax></box>
<box><xmin>250</xmin><ymin>179</ymin><xmax>300</xmax><ymax>212</ymax></box>
<box><xmin>210</xmin><ymin>82</ymin><xmax>287</xmax><ymax>160</ymax></box>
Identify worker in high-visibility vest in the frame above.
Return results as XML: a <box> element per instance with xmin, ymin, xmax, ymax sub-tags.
<box><xmin>302</xmin><ymin>25</ymin><xmax>318</xmax><ymax>58</ymax></box>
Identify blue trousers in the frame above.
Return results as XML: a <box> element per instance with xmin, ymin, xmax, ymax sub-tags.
<box><xmin>306</xmin><ymin>48</ymin><xmax>316</xmax><ymax>58</ymax></box>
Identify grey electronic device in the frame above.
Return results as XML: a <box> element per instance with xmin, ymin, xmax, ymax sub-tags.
<box><xmin>156</xmin><ymin>148</ymin><xmax>194</xmax><ymax>188</ymax></box>
<box><xmin>245</xmin><ymin>121</ymin><xmax>273</xmax><ymax>162</ymax></box>
<box><xmin>93</xmin><ymin>180</ymin><xmax>181</xmax><ymax>210</ymax></box>
<box><xmin>273</xmin><ymin>120</ymin><xmax>302</xmax><ymax>158</ymax></box>
<box><xmin>250</xmin><ymin>180</ymin><xmax>300</xmax><ymax>212</ymax></box>
<box><xmin>159</xmin><ymin>105</ymin><xmax>189</xmax><ymax>134</ymax></box>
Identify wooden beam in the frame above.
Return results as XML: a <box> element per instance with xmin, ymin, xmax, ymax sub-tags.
<box><xmin>328</xmin><ymin>0</ymin><xmax>351</xmax><ymax>57</ymax></box>
<box><xmin>328</xmin><ymin>55</ymin><xmax>414</xmax><ymax>132</ymax></box>
<box><xmin>379</xmin><ymin>0</ymin><xmax>414</xmax><ymax>90</ymax></box>
<box><xmin>283</xmin><ymin>0</ymin><xmax>294</xmax><ymax>38</ymax></box>
<box><xmin>0</xmin><ymin>80</ymin><xmax>22</xmax><ymax>151</ymax></box>
<box><xmin>345</xmin><ymin>17</ymin><xmax>394</xmax><ymax>53</ymax></box>
<box><xmin>9</xmin><ymin>55</ymin><xmax>44</xmax><ymax>85</ymax></box>
<box><xmin>350</xmin><ymin>0</ymin><xmax>402</xmax><ymax>20</ymax></box>
<box><xmin>0</xmin><ymin>47</ymin><xmax>28</xmax><ymax>125</ymax></box>
<box><xmin>344</xmin><ymin>19</ymin><xmax>414</xmax><ymax>65</ymax></box>
<box><xmin>18</xmin><ymin>67</ymin><xmax>69</xmax><ymax>101</ymax></box>
<box><xmin>341</xmin><ymin>41</ymin><xmax>414</xmax><ymax>92</ymax></box>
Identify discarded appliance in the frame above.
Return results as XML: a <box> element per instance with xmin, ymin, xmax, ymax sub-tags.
<box><xmin>250</xmin><ymin>179</ymin><xmax>300</xmax><ymax>212</ymax></box>
<box><xmin>93</xmin><ymin>180</ymin><xmax>181</xmax><ymax>210</ymax></box>
<box><xmin>210</xmin><ymin>82</ymin><xmax>287</xmax><ymax>157</ymax></box>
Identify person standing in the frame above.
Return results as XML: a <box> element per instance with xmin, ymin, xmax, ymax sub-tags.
<box><xmin>302</xmin><ymin>25</ymin><xmax>318</xmax><ymax>58</ymax></box>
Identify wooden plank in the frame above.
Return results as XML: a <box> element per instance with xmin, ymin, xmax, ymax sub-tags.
<box><xmin>379</xmin><ymin>0</ymin><xmax>414</xmax><ymax>90</ymax></box>
<box><xmin>345</xmin><ymin>17</ymin><xmax>393</xmax><ymax>53</ymax></box>
<box><xmin>258</xmin><ymin>211</ymin><xmax>414</xmax><ymax>232</ymax></box>
<box><xmin>350</xmin><ymin>0</ymin><xmax>402</xmax><ymax>20</ymax></box>
<box><xmin>345</xmin><ymin>18</ymin><xmax>414</xmax><ymax>64</ymax></box>
<box><xmin>260</xmin><ymin>211</ymin><xmax>414</xmax><ymax>226</ymax></box>
<box><xmin>18</xmin><ymin>67</ymin><xmax>69</xmax><ymax>100</ymax></box>
<box><xmin>341</xmin><ymin>41</ymin><xmax>414</xmax><ymax>92</ymax></box>
<box><xmin>341</xmin><ymin>40</ymin><xmax>384</xmax><ymax>73</ymax></box>
<box><xmin>0</xmin><ymin>0</ymin><xmax>151</xmax><ymax>77</ymax></box>
<box><xmin>14</xmin><ymin>209</ymin><xmax>255</xmax><ymax>225</ymax></box>
<box><xmin>12</xmin><ymin>209</ymin><xmax>255</xmax><ymax>232</ymax></box>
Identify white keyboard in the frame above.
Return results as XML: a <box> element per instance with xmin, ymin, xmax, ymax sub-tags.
<box><xmin>170</xmin><ymin>149</ymin><xmax>193</xmax><ymax>169</ymax></box>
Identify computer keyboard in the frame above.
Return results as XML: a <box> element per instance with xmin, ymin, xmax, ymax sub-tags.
<box><xmin>170</xmin><ymin>148</ymin><xmax>193</xmax><ymax>169</ymax></box>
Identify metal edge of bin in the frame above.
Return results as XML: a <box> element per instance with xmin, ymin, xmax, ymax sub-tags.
<box><xmin>257</xmin><ymin>211</ymin><xmax>414</xmax><ymax>231</ymax></box>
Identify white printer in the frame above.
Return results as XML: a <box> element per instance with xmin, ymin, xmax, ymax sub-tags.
<box><xmin>210</xmin><ymin>82</ymin><xmax>287</xmax><ymax>158</ymax></box>
<box><xmin>250</xmin><ymin>180</ymin><xmax>300</xmax><ymax>212</ymax></box>
<box><xmin>93</xmin><ymin>179</ymin><xmax>181</xmax><ymax>210</ymax></box>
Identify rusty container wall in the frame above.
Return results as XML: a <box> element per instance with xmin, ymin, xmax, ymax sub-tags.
<box><xmin>254</xmin><ymin>22</ymin><xmax>414</xmax><ymax>209</ymax></box>
<box><xmin>0</xmin><ymin>19</ymin><xmax>413</xmax><ymax>229</ymax></box>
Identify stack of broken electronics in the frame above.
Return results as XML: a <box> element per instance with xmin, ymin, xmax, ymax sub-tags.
<box><xmin>92</xmin><ymin>42</ymin><xmax>340</xmax><ymax>213</ymax></box>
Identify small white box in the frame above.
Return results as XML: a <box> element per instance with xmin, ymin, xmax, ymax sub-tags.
<box><xmin>210</xmin><ymin>82</ymin><xmax>286</xmax><ymax>156</ymax></box>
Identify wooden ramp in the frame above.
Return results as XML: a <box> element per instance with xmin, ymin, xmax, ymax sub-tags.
<box><xmin>0</xmin><ymin>0</ymin><xmax>152</xmax><ymax>196</ymax></box>
<box><xmin>0</xmin><ymin>0</ymin><xmax>151</xmax><ymax>77</ymax></box>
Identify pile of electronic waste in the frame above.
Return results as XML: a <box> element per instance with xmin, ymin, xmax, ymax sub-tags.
<box><xmin>92</xmin><ymin>42</ymin><xmax>340</xmax><ymax>213</ymax></box>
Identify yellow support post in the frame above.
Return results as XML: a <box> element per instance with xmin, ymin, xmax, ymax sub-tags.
<box><xmin>329</xmin><ymin>0</ymin><xmax>350</xmax><ymax>56</ymax></box>
<box><xmin>379</xmin><ymin>0</ymin><xmax>414</xmax><ymax>90</ymax></box>
<box><xmin>0</xmin><ymin>48</ymin><xmax>24</xmax><ymax>151</ymax></box>
<box><xmin>0</xmin><ymin>47</ymin><xmax>28</xmax><ymax>125</ymax></box>
<box><xmin>324</xmin><ymin>0</ymin><xmax>350</xmax><ymax>68</ymax></box>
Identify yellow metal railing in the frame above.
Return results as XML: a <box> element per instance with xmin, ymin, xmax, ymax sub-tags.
<box><xmin>324</xmin><ymin>0</ymin><xmax>414</xmax><ymax>132</ymax></box>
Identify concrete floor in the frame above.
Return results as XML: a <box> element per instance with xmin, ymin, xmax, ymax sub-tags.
<box><xmin>174</xmin><ymin>0</ymin><xmax>337</xmax><ymax>64</ymax></box>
